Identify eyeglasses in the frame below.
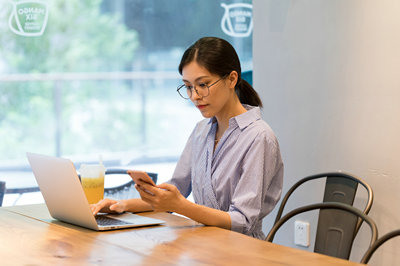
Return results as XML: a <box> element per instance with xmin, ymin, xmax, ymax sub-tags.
<box><xmin>177</xmin><ymin>76</ymin><xmax>226</xmax><ymax>100</ymax></box>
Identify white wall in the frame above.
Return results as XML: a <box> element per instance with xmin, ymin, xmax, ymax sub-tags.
<box><xmin>254</xmin><ymin>0</ymin><xmax>400</xmax><ymax>264</ymax></box>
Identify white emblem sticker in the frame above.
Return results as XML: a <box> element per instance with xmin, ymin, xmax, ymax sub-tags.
<box><xmin>221</xmin><ymin>3</ymin><xmax>253</xmax><ymax>38</ymax></box>
<box><xmin>8</xmin><ymin>0</ymin><xmax>49</xmax><ymax>37</ymax></box>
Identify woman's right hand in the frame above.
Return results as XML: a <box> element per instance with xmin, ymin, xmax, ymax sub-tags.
<box><xmin>90</xmin><ymin>198</ymin><xmax>127</xmax><ymax>216</ymax></box>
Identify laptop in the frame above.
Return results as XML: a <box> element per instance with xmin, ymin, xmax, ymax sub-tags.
<box><xmin>26</xmin><ymin>152</ymin><xmax>164</xmax><ymax>231</ymax></box>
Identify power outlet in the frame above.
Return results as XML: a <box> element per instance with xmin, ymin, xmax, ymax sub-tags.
<box><xmin>294</xmin><ymin>220</ymin><xmax>310</xmax><ymax>247</ymax></box>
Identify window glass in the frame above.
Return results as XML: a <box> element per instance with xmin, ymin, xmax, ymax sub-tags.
<box><xmin>0</xmin><ymin>0</ymin><xmax>253</xmax><ymax>206</ymax></box>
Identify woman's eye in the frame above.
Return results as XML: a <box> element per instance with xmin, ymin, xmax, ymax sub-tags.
<box><xmin>198</xmin><ymin>83</ymin><xmax>208</xmax><ymax>88</ymax></box>
<box><xmin>185</xmin><ymin>85</ymin><xmax>193</xmax><ymax>90</ymax></box>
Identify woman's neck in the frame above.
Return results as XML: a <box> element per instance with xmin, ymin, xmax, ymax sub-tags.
<box><xmin>214</xmin><ymin>99</ymin><xmax>247</xmax><ymax>140</ymax></box>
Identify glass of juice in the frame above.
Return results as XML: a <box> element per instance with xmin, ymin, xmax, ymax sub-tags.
<box><xmin>79</xmin><ymin>162</ymin><xmax>106</xmax><ymax>204</ymax></box>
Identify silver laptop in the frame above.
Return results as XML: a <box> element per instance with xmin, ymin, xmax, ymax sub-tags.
<box><xmin>26</xmin><ymin>152</ymin><xmax>164</xmax><ymax>231</ymax></box>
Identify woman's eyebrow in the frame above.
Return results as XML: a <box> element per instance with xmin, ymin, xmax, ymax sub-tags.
<box><xmin>182</xmin><ymin>76</ymin><xmax>211</xmax><ymax>83</ymax></box>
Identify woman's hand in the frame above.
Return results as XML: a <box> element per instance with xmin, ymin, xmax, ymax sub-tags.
<box><xmin>90</xmin><ymin>198</ymin><xmax>127</xmax><ymax>216</ymax></box>
<box><xmin>135</xmin><ymin>182</ymin><xmax>186</xmax><ymax>213</ymax></box>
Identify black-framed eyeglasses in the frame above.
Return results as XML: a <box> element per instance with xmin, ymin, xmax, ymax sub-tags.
<box><xmin>176</xmin><ymin>75</ymin><xmax>226</xmax><ymax>100</ymax></box>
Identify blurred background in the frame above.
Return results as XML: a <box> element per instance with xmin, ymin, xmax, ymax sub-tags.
<box><xmin>0</xmin><ymin>0</ymin><xmax>253</xmax><ymax>206</ymax></box>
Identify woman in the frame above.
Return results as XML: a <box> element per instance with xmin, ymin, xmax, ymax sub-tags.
<box><xmin>92</xmin><ymin>37</ymin><xmax>283</xmax><ymax>239</ymax></box>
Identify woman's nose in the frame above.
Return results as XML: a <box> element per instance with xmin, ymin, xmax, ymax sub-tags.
<box><xmin>190</xmin><ymin>87</ymin><xmax>202</xmax><ymax>101</ymax></box>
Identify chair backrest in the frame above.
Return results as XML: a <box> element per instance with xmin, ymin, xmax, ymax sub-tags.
<box><xmin>104</xmin><ymin>169</ymin><xmax>158</xmax><ymax>200</ymax></box>
<box><xmin>361</xmin><ymin>229</ymin><xmax>400</xmax><ymax>264</ymax></box>
<box><xmin>274</xmin><ymin>172</ymin><xmax>374</xmax><ymax>259</ymax></box>
<box><xmin>266</xmin><ymin>202</ymin><xmax>378</xmax><ymax>262</ymax></box>
<box><xmin>0</xmin><ymin>180</ymin><xmax>41</xmax><ymax>207</ymax></box>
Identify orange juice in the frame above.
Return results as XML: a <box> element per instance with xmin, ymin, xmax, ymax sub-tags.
<box><xmin>79</xmin><ymin>161</ymin><xmax>106</xmax><ymax>204</ymax></box>
<box><xmin>81</xmin><ymin>175</ymin><xmax>104</xmax><ymax>204</ymax></box>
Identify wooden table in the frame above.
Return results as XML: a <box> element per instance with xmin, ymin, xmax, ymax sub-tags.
<box><xmin>0</xmin><ymin>204</ymin><xmax>363</xmax><ymax>265</ymax></box>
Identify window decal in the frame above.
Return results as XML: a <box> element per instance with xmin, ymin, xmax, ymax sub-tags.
<box><xmin>221</xmin><ymin>3</ymin><xmax>253</xmax><ymax>38</ymax></box>
<box><xmin>8</xmin><ymin>0</ymin><xmax>49</xmax><ymax>37</ymax></box>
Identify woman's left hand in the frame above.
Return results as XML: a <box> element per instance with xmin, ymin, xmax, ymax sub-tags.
<box><xmin>135</xmin><ymin>182</ymin><xmax>185</xmax><ymax>212</ymax></box>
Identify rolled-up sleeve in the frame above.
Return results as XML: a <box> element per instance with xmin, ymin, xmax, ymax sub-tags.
<box><xmin>228</xmin><ymin>132</ymin><xmax>283</xmax><ymax>238</ymax></box>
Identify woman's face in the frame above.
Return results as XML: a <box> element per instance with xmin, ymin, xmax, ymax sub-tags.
<box><xmin>181</xmin><ymin>61</ymin><xmax>236</xmax><ymax>118</ymax></box>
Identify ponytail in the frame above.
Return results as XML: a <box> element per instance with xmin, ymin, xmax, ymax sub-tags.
<box><xmin>236</xmin><ymin>78</ymin><xmax>263</xmax><ymax>108</ymax></box>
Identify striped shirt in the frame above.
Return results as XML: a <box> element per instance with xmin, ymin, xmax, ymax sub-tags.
<box><xmin>169</xmin><ymin>105</ymin><xmax>284</xmax><ymax>239</ymax></box>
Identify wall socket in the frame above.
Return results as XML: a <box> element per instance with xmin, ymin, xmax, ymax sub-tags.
<box><xmin>294</xmin><ymin>220</ymin><xmax>310</xmax><ymax>247</ymax></box>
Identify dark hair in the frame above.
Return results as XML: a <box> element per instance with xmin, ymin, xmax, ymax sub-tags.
<box><xmin>178</xmin><ymin>37</ymin><xmax>262</xmax><ymax>107</ymax></box>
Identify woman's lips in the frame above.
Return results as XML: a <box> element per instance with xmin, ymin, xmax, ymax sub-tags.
<box><xmin>196</xmin><ymin>104</ymin><xmax>208</xmax><ymax>110</ymax></box>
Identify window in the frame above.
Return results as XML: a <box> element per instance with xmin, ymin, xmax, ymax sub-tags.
<box><xmin>0</xmin><ymin>0</ymin><xmax>253</xmax><ymax>206</ymax></box>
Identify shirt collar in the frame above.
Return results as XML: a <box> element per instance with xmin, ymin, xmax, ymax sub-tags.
<box><xmin>208</xmin><ymin>105</ymin><xmax>261</xmax><ymax>130</ymax></box>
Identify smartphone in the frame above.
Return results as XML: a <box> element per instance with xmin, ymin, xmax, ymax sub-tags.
<box><xmin>128</xmin><ymin>170</ymin><xmax>156</xmax><ymax>187</ymax></box>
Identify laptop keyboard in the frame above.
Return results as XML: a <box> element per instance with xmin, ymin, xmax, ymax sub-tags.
<box><xmin>95</xmin><ymin>215</ymin><xmax>132</xmax><ymax>226</ymax></box>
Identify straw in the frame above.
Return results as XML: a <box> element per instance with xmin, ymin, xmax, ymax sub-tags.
<box><xmin>99</xmin><ymin>154</ymin><xmax>103</xmax><ymax>165</ymax></box>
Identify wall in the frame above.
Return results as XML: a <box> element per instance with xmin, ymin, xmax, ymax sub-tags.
<box><xmin>253</xmin><ymin>0</ymin><xmax>400</xmax><ymax>264</ymax></box>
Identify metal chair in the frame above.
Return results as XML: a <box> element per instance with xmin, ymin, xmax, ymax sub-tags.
<box><xmin>361</xmin><ymin>229</ymin><xmax>400</xmax><ymax>264</ymax></box>
<box><xmin>104</xmin><ymin>169</ymin><xmax>157</xmax><ymax>200</ymax></box>
<box><xmin>273</xmin><ymin>172</ymin><xmax>374</xmax><ymax>260</ymax></box>
<box><xmin>0</xmin><ymin>180</ymin><xmax>41</xmax><ymax>207</ymax></box>
<box><xmin>266</xmin><ymin>202</ymin><xmax>378</xmax><ymax>262</ymax></box>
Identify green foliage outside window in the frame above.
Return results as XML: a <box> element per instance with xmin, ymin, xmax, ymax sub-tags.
<box><xmin>0</xmin><ymin>0</ymin><xmax>138</xmax><ymax>160</ymax></box>
<box><xmin>0</xmin><ymin>0</ymin><xmax>252</xmax><ymax>162</ymax></box>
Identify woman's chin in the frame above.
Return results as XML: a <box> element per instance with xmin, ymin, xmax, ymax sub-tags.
<box><xmin>199</xmin><ymin>110</ymin><xmax>213</xmax><ymax>118</ymax></box>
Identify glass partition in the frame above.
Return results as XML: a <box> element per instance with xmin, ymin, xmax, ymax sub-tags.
<box><xmin>0</xmin><ymin>0</ymin><xmax>253</xmax><ymax>206</ymax></box>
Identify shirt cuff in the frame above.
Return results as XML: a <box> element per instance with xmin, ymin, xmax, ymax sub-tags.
<box><xmin>228</xmin><ymin>210</ymin><xmax>246</xmax><ymax>234</ymax></box>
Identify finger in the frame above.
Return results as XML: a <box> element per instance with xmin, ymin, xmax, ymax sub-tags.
<box><xmin>109</xmin><ymin>201</ymin><xmax>124</xmax><ymax>213</ymax></box>
<box><xmin>156</xmin><ymin>183</ymin><xmax>174</xmax><ymax>191</ymax></box>
<box><xmin>140</xmin><ymin>182</ymin><xmax>160</xmax><ymax>195</ymax></box>
<box><xmin>134</xmin><ymin>179</ymin><xmax>150</xmax><ymax>188</ymax></box>
<box><xmin>135</xmin><ymin>187</ymin><xmax>153</xmax><ymax>206</ymax></box>
<box><xmin>91</xmin><ymin>203</ymin><xmax>102</xmax><ymax>215</ymax></box>
<box><xmin>135</xmin><ymin>184</ymin><xmax>158</xmax><ymax>206</ymax></box>
<box><xmin>136</xmin><ymin>184</ymin><xmax>155</xmax><ymax>199</ymax></box>
<box><xmin>135</xmin><ymin>182</ymin><xmax>154</xmax><ymax>196</ymax></box>
<box><xmin>91</xmin><ymin>200</ymin><xmax>104</xmax><ymax>214</ymax></box>
<box><xmin>92</xmin><ymin>200</ymin><xmax>108</xmax><ymax>215</ymax></box>
<box><xmin>92</xmin><ymin>199</ymin><xmax>116</xmax><ymax>215</ymax></box>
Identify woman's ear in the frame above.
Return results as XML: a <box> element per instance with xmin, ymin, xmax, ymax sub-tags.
<box><xmin>228</xmin><ymin>71</ymin><xmax>238</xmax><ymax>89</ymax></box>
